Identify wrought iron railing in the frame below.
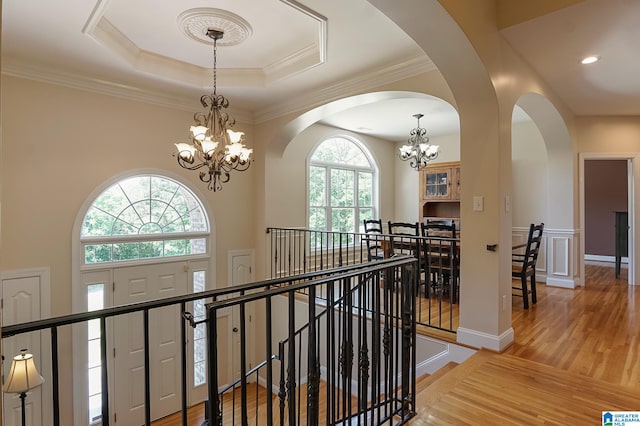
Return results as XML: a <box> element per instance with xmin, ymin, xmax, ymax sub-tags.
<box><xmin>207</xmin><ymin>256</ymin><xmax>418</xmax><ymax>425</ymax></box>
<box><xmin>1</xmin><ymin>256</ymin><xmax>417</xmax><ymax>426</ymax></box>
<box><xmin>266</xmin><ymin>227</ymin><xmax>459</xmax><ymax>333</ymax></box>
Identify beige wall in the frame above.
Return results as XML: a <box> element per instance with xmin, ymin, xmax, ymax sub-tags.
<box><xmin>576</xmin><ymin>116</ymin><xmax>640</xmax><ymax>152</ymax></box>
<box><xmin>266</xmin><ymin>122</ymin><xmax>396</xmax><ymax>227</ymax></box>
<box><xmin>512</xmin><ymin>120</ymin><xmax>547</xmax><ymax>226</ymax></box>
<box><xmin>0</xmin><ymin>75</ymin><xmax>257</xmax><ymax>423</ymax></box>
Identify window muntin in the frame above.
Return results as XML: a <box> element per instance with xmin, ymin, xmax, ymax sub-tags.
<box><xmin>81</xmin><ymin>175</ymin><xmax>209</xmax><ymax>264</ymax></box>
<box><xmin>308</xmin><ymin>137</ymin><xmax>376</xmax><ymax>241</ymax></box>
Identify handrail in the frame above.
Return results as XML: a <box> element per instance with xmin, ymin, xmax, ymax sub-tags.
<box><xmin>2</xmin><ymin>257</ymin><xmax>404</xmax><ymax>338</ymax></box>
<box><xmin>217</xmin><ymin>355</ymin><xmax>277</xmax><ymax>395</ymax></box>
<box><xmin>206</xmin><ymin>257</ymin><xmax>413</xmax><ymax>310</ymax></box>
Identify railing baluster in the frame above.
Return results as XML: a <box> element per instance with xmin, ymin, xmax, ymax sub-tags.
<box><xmin>326</xmin><ymin>279</ymin><xmax>335</xmax><ymax>425</ymax></box>
<box><xmin>266</xmin><ymin>294</ymin><xmax>273</xmax><ymax>425</ymax></box>
<box><xmin>51</xmin><ymin>326</ymin><xmax>60</xmax><ymax>426</ymax></box>
<box><xmin>278</xmin><ymin>341</ymin><xmax>286</xmax><ymax>425</ymax></box>
<box><xmin>307</xmin><ymin>285</ymin><xmax>318</xmax><ymax>426</ymax></box>
<box><xmin>240</xmin><ymin>295</ymin><xmax>248</xmax><ymax>426</ymax></box>
<box><xmin>144</xmin><ymin>309</ymin><xmax>151</xmax><ymax>426</ymax></box>
<box><xmin>287</xmin><ymin>290</ymin><xmax>297</xmax><ymax>425</ymax></box>
<box><xmin>180</xmin><ymin>302</ymin><xmax>188</xmax><ymax>426</ymax></box>
<box><xmin>100</xmin><ymin>317</ymin><xmax>110</xmax><ymax>426</ymax></box>
<box><xmin>207</xmin><ymin>303</ymin><xmax>220</xmax><ymax>425</ymax></box>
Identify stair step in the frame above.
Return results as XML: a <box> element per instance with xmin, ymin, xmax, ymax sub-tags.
<box><xmin>415</xmin><ymin>349</ymin><xmax>494</xmax><ymax>407</ymax></box>
<box><xmin>415</xmin><ymin>361</ymin><xmax>458</xmax><ymax>394</ymax></box>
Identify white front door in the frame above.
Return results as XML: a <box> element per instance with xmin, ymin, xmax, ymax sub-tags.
<box><xmin>1</xmin><ymin>269</ymin><xmax>50</xmax><ymax>426</ymax></box>
<box><xmin>112</xmin><ymin>262</ymin><xmax>187</xmax><ymax>425</ymax></box>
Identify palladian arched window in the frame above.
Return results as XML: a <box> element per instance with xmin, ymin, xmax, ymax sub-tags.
<box><xmin>80</xmin><ymin>174</ymin><xmax>209</xmax><ymax>264</ymax></box>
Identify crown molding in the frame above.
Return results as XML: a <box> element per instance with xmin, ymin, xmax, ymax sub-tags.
<box><xmin>0</xmin><ymin>61</ymin><xmax>254</xmax><ymax>123</ymax></box>
<box><xmin>253</xmin><ymin>54</ymin><xmax>437</xmax><ymax>123</ymax></box>
<box><xmin>2</xmin><ymin>53</ymin><xmax>434</xmax><ymax>125</ymax></box>
<box><xmin>82</xmin><ymin>1</ymin><xmax>327</xmax><ymax>89</ymax></box>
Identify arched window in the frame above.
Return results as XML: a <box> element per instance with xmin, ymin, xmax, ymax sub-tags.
<box><xmin>81</xmin><ymin>174</ymin><xmax>209</xmax><ymax>264</ymax></box>
<box><xmin>308</xmin><ymin>136</ymin><xmax>377</xmax><ymax>239</ymax></box>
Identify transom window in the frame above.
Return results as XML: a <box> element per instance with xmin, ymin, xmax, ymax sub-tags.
<box><xmin>81</xmin><ymin>175</ymin><xmax>209</xmax><ymax>264</ymax></box>
<box><xmin>308</xmin><ymin>137</ymin><xmax>377</xmax><ymax>242</ymax></box>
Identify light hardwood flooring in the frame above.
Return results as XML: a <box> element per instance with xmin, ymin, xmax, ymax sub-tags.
<box><xmin>153</xmin><ymin>264</ymin><xmax>640</xmax><ymax>425</ymax></box>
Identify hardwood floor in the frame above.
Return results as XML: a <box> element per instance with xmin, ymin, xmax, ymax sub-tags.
<box><xmin>410</xmin><ymin>264</ymin><xmax>640</xmax><ymax>425</ymax></box>
<box><xmin>153</xmin><ymin>264</ymin><xmax>640</xmax><ymax>425</ymax></box>
<box><xmin>505</xmin><ymin>264</ymin><xmax>640</xmax><ymax>394</ymax></box>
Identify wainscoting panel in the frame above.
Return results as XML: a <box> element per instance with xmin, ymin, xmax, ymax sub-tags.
<box><xmin>511</xmin><ymin>227</ymin><xmax>580</xmax><ymax>289</ymax></box>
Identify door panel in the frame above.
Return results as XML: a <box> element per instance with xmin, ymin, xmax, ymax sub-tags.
<box><xmin>113</xmin><ymin>262</ymin><xmax>187</xmax><ymax>425</ymax></box>
<box><xmin>228</xmin><ymin>251</ymin><xmax>255</xmax><ymax>381</ymax></box>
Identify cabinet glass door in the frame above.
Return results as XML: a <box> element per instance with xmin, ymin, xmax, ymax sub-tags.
<box><xmin>426</xmin><ymin>171</ymin><xmax>450</xmax><ymax>198</ymax></box>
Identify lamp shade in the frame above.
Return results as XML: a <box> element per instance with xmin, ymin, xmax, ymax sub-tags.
<box><xmin>3</xmin><ymin>350</ymin><xmax>44</xmax><ymax>394</ymax></box>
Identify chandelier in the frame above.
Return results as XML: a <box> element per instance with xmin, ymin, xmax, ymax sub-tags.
<box><xmin>398</xmin><ymin>113</ymin><xmax>439</xmax><ymax>170</ymax></box>
<box><xmin>174</xmin><ymin>29</ymin><xmax>253</xmax><ymax>192</ymax></box>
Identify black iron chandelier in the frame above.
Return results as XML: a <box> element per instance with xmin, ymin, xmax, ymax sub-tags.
<box><xmin>174</xmin><ymin>29</ymin><xmax>252</xmax><ymax>192</ymax></box>
<box><xmin>398</xmin><ymin>113</ymin><xmax>439</xmax><ymax>170</ymax></box>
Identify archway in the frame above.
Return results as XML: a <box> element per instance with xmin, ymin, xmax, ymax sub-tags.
<box><xmin>367</xmin><ymin>0</ymin><xmax>511</xmax><ymax>350</ymax></box>
<box><xmin>514</xmin><ymin>93</ymin><xmax>579</xmax><ymax>288</ymax></box>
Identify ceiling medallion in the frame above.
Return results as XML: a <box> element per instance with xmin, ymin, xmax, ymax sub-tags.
<box><xmin>178</xmin><ymin>8</ymin><xmax>252</xmax><ymax>46</ymax></box>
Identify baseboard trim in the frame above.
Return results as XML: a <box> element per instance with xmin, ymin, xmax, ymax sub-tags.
<box><xmin>546</xmin><ymin>277</ymin><xmax>576</xmax><ymax>289</ymax></box>
<box><xmin>585</xmin><ymin>254</ymin><xmax>627</xmax><ymax>264</ymax></box>
<box><xmin>456</xmin><ymin>327</ymin><xmax>514</xmax><ymax>352</ymax></box>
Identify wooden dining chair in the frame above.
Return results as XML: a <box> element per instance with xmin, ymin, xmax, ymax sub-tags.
<box><xmin>421</xmin><ymin>221</ymin><xmax>458</xmax><ymax>300</ymax></box>
<box><xmin>363</xmin><ymin>219</ymin><xmax>384</xmax><ymax>261</ymax></box>
<box><xmin>386</xmin><ymin>221</ymin><xmax>420</xmax><ymax>290</ymax></box>
<box><xmin>387</xmin><ymin>221</ymin><xmax>419</xmax><ymax>257</ymax></box>
<box><xmin>512</xmin><ymin>222</ymin><xmax>544</xmax><ymax>309</ymax></box>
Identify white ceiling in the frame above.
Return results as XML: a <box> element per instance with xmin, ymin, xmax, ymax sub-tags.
<box><xmin>2</xmin><ymin>0</ymin><xmax>638</xmax><ymax>141</ymax></box>
<box><xmin>500</xmin><ymin>0</ymin><xmax>640</xmax><ymax>116</ymax></box>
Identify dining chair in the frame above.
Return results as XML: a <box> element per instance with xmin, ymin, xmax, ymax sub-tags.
<box><xmin>363</xmin><ymin>219</ymin><xmax>384</xmax><ymax>261</ymax></box>
<box><xmin>512</xmin><ymin>222</ymin><xmax>544</xmax><ymax>309</ymax></box>
<box><xmin>386</xmin><ymin>221</ymin><xmax>420</xmax><ymax>290</ymax></box>
<box><xmin>387</xmin><ymin>221</ymin><xmax>419</xmax><ymax>256</ymax></box>
<box><xmin>421</xmin><ymin>221</ymin><xmax>458</xmax><ymax>300</ymax></box>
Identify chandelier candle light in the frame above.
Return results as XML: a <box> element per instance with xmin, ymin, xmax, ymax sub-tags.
<box><xmin>398</xmin><ymin>113</ymin><xmax>439</xmax><ymax>170</ymax></box>
<box><xmin>174</xmin><ymin>29</ymin><xmax>253</xmax><ymax>192</ymax></box>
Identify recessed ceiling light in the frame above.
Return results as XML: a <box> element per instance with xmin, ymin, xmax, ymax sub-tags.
<box><xmin>581</xmin><ymin>56</ymin><xmax>600</xmax><ymax>65</ymax></box>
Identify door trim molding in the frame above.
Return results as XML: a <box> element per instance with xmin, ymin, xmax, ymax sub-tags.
<box><xmin>1</xmin><ymin>267</ymin><xmax>52</xmax><ymax>426</ymax></box>
<box><xmin>579</xmin><ymin>153</ymin><xmax>637</xmax><ymax>285</ymax></box>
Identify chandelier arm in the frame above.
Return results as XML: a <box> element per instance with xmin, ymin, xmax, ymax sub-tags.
<box><xmin>175</xmin><ymin>154</ymin><xmax>207</xmax><ymax>171</ymax></box>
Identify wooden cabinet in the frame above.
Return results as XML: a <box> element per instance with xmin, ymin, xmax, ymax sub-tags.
<box><xmin>420</xmin><ymin>162</ymin><xmax>460</xmax><ymax>201</ymax></box>
<box><xmin>419</xmin><ymin>162</ymin><xmax>461</xmax><ymax>223</ymax></box>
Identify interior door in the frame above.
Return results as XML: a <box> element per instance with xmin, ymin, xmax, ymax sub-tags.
<box><xmin>112</xmin><ymin>262</ymin><xmax>187</xmax><ymax>425</ymax></box>
<box><xmin>1</xmin><ymin>271</ymin><xmax>49</xmax><ymax>426</ymax></box>
<box><xmin>229</xmin><ymin>251</ymin><xmax>255</xmax><ymax>380</ymax></box>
